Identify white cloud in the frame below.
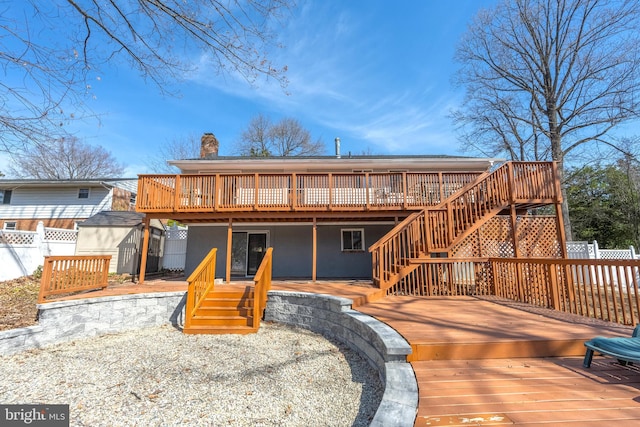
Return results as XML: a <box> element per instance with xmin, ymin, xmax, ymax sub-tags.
<box><xmin>185</xmin><ymin>1</ymin><xmax>467</xmax><ymax>156</ymax></box>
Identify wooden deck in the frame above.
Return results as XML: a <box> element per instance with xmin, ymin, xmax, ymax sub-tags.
<box><xmin>42</xmin><ymin>279</ymin><xmax>640</xmax><ymax>425</ymax></box>
<box><xmin>357</xmin><ymin>295</ymin><xmax>631</xmax><ymax>361</ymax></box>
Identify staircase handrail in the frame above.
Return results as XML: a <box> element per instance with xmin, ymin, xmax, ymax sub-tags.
<box><xmin>185</xmin><ymin>248</ymin><xmax>218</xmax><ymax>328</ymax></box>
<box><xmin>252</xmin><ymin>247</ymin><xmax>273</xmax><ymax>329</ymax></box>
<box><xmin>430</xmin><ymin>161</ymin><xmax>557</xmax><ymax>251</ymax></box>
<box><xmin>367</xmin><ymin>161</ymin><xmax>557</xmax><ymax>290</ymax></box>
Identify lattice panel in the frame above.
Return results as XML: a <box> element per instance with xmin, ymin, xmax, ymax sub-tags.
<box><xmin>450</xmin><ymin>216</ymin><xmax>515</xmax><ymax>258</ymax></box>
<box><xmin>0</xmin><ymin>231</ymin><xmax>35</xmax><ymax>245</ymax></box>
<box><xmin>166</xmin><ymin>229</ymin><xmax>188</xmax><ymax>240</ymax></box>
<box><xmin>44</xmin><ymin>228</ymin><xmax>78</xmax><ymax>242</ymax></box>
<box><xmin>450</xmin><ymin>216</ymin><xmax>561</xmax><ymax>259</ymax></box>
<box><xmin>516</xmin><ymin>216</ymin><xmax>561</xmax><ymax>258</ymax></box>
<box><xmin>449</xmin><ymin>232</ymin><xmax>480</xmax><ymax>258</ymax></box>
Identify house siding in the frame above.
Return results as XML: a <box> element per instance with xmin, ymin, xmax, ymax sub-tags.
<box><xmin>185</xmin><ymin>223</ymin><xmax>394</xmax><ymax>280</ymax></box>
<box><xmin>0</xmin><ymin>187</ymin><xmax>112</xmax><ymax>222</ymax></box>
<box><xmin>316</xmin><ymin>224</ymin><xmax>390</xmax><ymax>279</ymax></box>
<box><xmin>75</xmin><ymin>226</ymin><xmax>142</xmax><ymax>274</ymax></box>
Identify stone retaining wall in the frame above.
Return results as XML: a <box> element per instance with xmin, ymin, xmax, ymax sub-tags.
<box><xmin>0</xmin><ymin>290</ymin><xmax>418</xmax><ymax>426</ymax></box>
<box><xmin>265</xmin><ymin>291</ymin><xmax>418</xmax><ymax>427</ymax></box>
<box><xmin>0</xmin><ymin>292</ymin><xmax>186</xmax><ymax>356</ymax></box>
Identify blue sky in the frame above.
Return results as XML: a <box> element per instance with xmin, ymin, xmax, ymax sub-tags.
<box><xmin>1</xmin><ymin>1</ymin><xmax>498</xmax><ymax>177</ymax></box>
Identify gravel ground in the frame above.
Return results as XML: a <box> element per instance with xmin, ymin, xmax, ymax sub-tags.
<box><xmin>0</xmin><ymin>323</ymin><xmax>383</xmax><ymax>426</ymax></box>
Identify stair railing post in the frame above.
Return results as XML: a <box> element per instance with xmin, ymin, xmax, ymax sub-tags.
<box><xmin>174</xmin><ymin>174</ymin><xmax>181</xmax><ymax>210</ymax></box>
<box><xmin>548</xmin><ymin>261</ymin><xmax>561</xmax><ymax>311</ymax></box>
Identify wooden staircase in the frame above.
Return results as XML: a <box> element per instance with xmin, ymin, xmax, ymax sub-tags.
<box><xmin>184</xmin><ymin>286</ymin><xmax>259</xmax><ymax>335</ymax></box>
<box><xmin>369</xmin><ymin>161</ymin><xmax>560</xmax><ymax>292</ymax></box>
<box><xmin>183</xmin><ymin>247</ymin><xmax>273</xmax><ymax>335</ymax></box>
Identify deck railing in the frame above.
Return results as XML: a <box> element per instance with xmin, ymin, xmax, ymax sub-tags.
<box><xmin>370</xmin><ymin>162</ymin><xmax>558</xmax><ymax>288</ymax></box>
<box><xmin>492</xmin><ymin>258</ymin><xmax>640</xmax><ymax>326</ymax></box>
<box><xmin>252</xmin><ymin>247</ymin><xmax>273</xmax><ymax>329</ymax></box>
<box><xmin>136</xmin><ymin>171</ymin><xmax>483</xmax><ymax>213</ymax></box>
<box><xmin>38</xmin><ymin>255</ymin><xmax>111</xmax><ymax>303</ymax></box>
<box><xmin>184</xmin><ymin>248</ymin><xmax>217</xmax><ymax>329</ymax></box>
<box><xmin>387</xmin><ymin>256</ymin><xmax>640</xmax><ymax>326</ymax></box>
<box><xmin>388</xmin><ymin>257</ymin><xmax>494</xmax><ymax>297</ymax></box>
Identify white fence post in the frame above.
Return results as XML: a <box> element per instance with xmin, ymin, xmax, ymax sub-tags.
<box><xmin>593</xmin><ymin>240</ymin><xmax>600</xmax><ymax>259</ymax></box>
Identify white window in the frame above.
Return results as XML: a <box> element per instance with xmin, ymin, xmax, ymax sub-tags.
<box><xmin>0</xmin><ymin>189</ymin><xmax>12</xmax><ymax>204</ymax></box>
<box><xmin>3</xmin><ymin>221</ymin><xmax>17</xmax><ymax>230</ymax></box>
<box><xmin>341</xmin><ymin>228</ymin><xmax>364</xmax><ymax>252</ymax></box>
<box><xmin>78</xmin><ymin>188</ymin><xmax>90</xmax><ymax>199</ymax></box>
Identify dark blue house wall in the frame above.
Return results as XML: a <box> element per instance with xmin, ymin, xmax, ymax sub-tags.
<box><xmin>185</xmin><ymin>223</ymin><xmax>394</xmax><ymax>280</ymax></box>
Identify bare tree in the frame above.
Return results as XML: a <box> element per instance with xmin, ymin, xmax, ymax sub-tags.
<box><xmin>9</xmin><ymin>137</ymin><xmax>125</xmax><ymax>179</ymax></box>
<box><xmin>236</xmin><ymin>115</ymin><xmax>325</xmax><ymax>156</ymax></box>
<box><xmin>236</xmin><ymin>114</ymin><xmax>273</xmax><ymax>156</ymax></box>
<box><xmin>1</xmin><ymin>1</ymin><xmax>292</xmax><ymax>151</ymax></box>
<box><xmin>453</xmin><ymin>0</ymin><xmax>640</xmax><ymax>240</ymax></box>
<box><xmin>147</xmin><ymin>133</ymin><xmax>201</xmax><ymax>173</ymax></box>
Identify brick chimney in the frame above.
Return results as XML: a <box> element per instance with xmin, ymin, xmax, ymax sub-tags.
<box><xmin>200</xmin><ymin>133</ymin><xmax>219</xmax><ymax>158</ymax></box>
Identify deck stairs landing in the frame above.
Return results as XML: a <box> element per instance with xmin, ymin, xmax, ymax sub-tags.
<box><xmin>183</xmin><ymin>286</ymin><xmax>259</xmax><ymax>335</ymax></box>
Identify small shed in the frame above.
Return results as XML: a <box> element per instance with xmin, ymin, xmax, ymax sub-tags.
<box><xmin>75</xmin><ymin>211</ymin><xmax>164</xmax><ymax>274</ymax></box>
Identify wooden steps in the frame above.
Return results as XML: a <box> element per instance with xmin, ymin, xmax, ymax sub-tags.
<box><xmin>183</xmin><ymin>286</ymin><xmax>258</xmax><ymax>335</ymax></box>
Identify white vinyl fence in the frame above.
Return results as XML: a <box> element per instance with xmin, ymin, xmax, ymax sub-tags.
<box><xmin>566</xmin><ymin>240</ymin><xmax>638</xmax><ymax>260</ymax></box>
<box><xmin>0</xmin><ymin>222</ymin><xmax>77</xmax><ymax>281</ymax></box>
<box><xmin>566</xmin><ymin>240</ymin><xmax>639</xmax><ymax>288</ymax></box>
<box><xmin>162</xmin><ymin>226</ymin><xmax>187</xmax><ymax>271</ymax></box>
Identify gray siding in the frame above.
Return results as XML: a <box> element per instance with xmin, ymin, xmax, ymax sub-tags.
<box><xmin>185</xmin><ymin>223</ymin><xmax>393</xmax><ymax>280</ymax></box>
<box><xmin>0</xmin><ymin>186</ymin><xmax>112</xmax><ymax>219</ymax></box>
<box><xmin>185</xmin><ymin>226</ymin><xmax>228</xmax><ymax>278</ymax></box>
<box><xmin>316</xmin><ymin>225</ymin><xmax>390</xmax><ymax>279</ymax></box>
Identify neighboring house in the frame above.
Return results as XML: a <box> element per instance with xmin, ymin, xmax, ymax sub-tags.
<box><xmin>0</xmin><ymin>179</ymin><xmax>137</xmax><ymax>231</ymax></box>
<box><xmin>75</xmin><ymin>211</ymin><xmax>164</xmax><ymax>274</ymax></box>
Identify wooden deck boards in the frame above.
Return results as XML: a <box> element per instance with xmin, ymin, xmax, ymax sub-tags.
<box><xmin>414</xmin><ymin>357</ymin><xmax>640</xmax><ymax>426</ymax></box>
<box><xmin>356</xmin><ymin>295</ymin><xmax>632</xmax><ymax>360</ymax></box>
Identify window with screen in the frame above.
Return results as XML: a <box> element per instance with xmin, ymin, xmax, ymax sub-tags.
<box><xmin>341</xmin><ymin>228</ymin><xmax>364</xmax><ymax>252</ymax></box>
<box><xmin>0</xmin><ymin>190</ymin><xmax>12</xmax><ymax>204</ymax></box>
<box><xmin>78</xmin><ymin>188</ymin><xmax>90</xmax><ymax>199</ymax></box>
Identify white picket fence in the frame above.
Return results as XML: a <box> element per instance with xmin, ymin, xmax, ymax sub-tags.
<box><xmin>0</xmin><ymin>222</ymin><xmax>78</xmax><ymax>281</ymax></box>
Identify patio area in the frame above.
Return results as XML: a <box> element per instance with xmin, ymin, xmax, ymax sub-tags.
<box><xmin>40</xmin><ymin>278</ymin><xmax>640</xmax><ymax>425</ymax></box>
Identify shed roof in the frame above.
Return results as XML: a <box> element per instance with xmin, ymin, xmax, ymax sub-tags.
<box><xmin>78</xmin><ymin>211</ymin><xmax>162</xmax><ymax>228</ymax></box>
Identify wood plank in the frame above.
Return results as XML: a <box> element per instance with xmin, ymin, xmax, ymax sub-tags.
<box><xmin>415</xmin><ymin>357</ymin><xmax>640</xmax><ymax>426</ymax></box>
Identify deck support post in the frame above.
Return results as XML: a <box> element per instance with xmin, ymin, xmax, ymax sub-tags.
<box><xmin>139</xmin><ymin>217</ymin><xmax>151</xmax><ymax>284</ymax></box>
<box><xmin>226</xmin><ymin>219</ymin><xmax>233</xmax><ymax>283</ymax></box>
<box><xmin>312</xmin><ymin>218</ymin><xmax>317</xmax><ymax>282</ymax></box>
<box><xmin>553</xmin><ymin>162</ymin><xmax>568</xmax><ymax>258</ymax></box>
